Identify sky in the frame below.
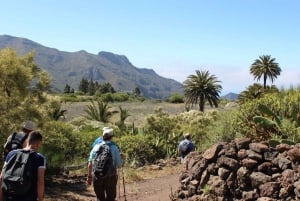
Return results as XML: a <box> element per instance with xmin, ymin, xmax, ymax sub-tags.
<box><xmin>1</xmin><ymin>0</ymin><xmax>300</xmax><ymax>95</ymax></box>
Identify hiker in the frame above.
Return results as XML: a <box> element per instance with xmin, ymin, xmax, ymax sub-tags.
<box><xmin>0</xmin><ymin>131</ymin><xmax>46</xmax><ymax>201</ymax></box>
<box><xmin>178</xmin><ymin>133</ymin><xmax>195</xmax><ymax>163</ymax></box>
<box><xmin>86</xmin><ymin>128</ymin><xmax>123</xmax><ymax>201</ymax></box>
<box><xmin>3</xmin><ymin>120</ymin><xmax>36</xmax><ymax>161</ymax></box>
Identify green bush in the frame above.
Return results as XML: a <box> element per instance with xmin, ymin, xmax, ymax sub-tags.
<box><xmin>60</xmin><ymin>94</ymin><xmax>79</xmax><ymax>102</ymax></box>
<box><xmin>112</xmin><ymin>93</ymin><xmax>130</xmax><ymax>102</ymax></box>
<box><xmin>40</xmin><ymin>121</ymin><xmax>79</xmax><ymax>173</ymax></box>
<box><xmin>76</xmin><ymin>125</ymin><xmax>103</xmax><ymax>157</ymax></box>
<box><xmin>166</xmin><ymin>93</ymin><xmax>184</xmax><ymax>103</ymax></box>
<box><xmin>232</xmin><ymin>89</ymin><xmax>300</xmax><ymax>142</ymax></box>
<box><xmin>115</xmin><ymin>134</ymin><xmax>161</xmax><ymax>167</ymax></box>
<box><xmin>101</xmin><ymin>93</ymin><xmax>114</xmax><ymax>102</ymax></box>
<box><xmin>173</xmin><ymin>110</ymin><xmax>219</xmax><ymax>151</ymax></box>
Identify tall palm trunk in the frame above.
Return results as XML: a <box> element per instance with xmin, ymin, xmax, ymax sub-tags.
<box><xmin>199</xmin><ymin>95</ymin><xmax>205</xmax><ymax>112</ymax></box>
<box><xmin>263</xmin><ymin>74</ymin><xmax>267</xmax><ymax>89</ymax></box>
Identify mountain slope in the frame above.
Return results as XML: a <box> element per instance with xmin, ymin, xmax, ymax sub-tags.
<box><xmin>0</xmin><ymin>35</ymin><xmax>183</xmax><ymax>99</ymax></box>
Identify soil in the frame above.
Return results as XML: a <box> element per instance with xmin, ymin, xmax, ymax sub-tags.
<box><xmin>44</xmin><ymin>170</ymin><xmax>180</xmax><ymax>201</ymax></box>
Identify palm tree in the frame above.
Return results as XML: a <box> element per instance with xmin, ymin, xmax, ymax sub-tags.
<box><xmin>237</xmin><ymin>83</ymin><xmax>264</xmax><ymax>104</ymax></box>
<box><xmin>84</xmin><ymin>100</ymin><xmax>112</xmax><ymax>123</ymax></box>
<box><xmin>117</xmin><ymin>106</ymin><xmax>130</xmax><ymax>130</ymax></box>
<box><xmin>250</xmin><ymin>55</ymin><xmax>281</xmax><ymax>89</ymax></box>
<box><xmin>238</xmin><ymin>83</ymin><xmax>279</xmax><ymax>104</ymax></box>
<box><xmin>183</xmin><ymin>70</ymin><xmax>222</xmax><ymax>112</ymax></box>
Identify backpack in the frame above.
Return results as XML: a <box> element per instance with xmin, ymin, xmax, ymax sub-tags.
<box><xmin>3</xmin><ymin>132</ymin><xmax>27</xmax><ymax>161</ymax></box>
<box><xmin>93</xmin><ymin>142</ymin><xmax>114</xmax><ymax>177</ymax></box>
<box><xmin>180</xmin><ymin>141</ymin><xmax>190</xmax><ymax>154</ymax></box>
<box><xmin>2</xmin><ymin>149</ymin><xmax>34</xmax><ymax>195</ymax></box>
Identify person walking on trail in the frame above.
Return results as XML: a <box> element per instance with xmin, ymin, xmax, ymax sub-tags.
<box><xmin>3</xmin><ymin>120</ymin><xmax>36</xmax><ymax>161</ymax></box>
<box><xmin>86</xmin><ymin>128</ymin><xmax>123</xmax><ymax>201</ymax></box>
<box><xmin>0</xmin><ymin>131</ymin><xmax>46</xmax><ymax>201</ymax></box>
<box><xmin>178</xmin><ymin>133</ymin><xmax>195</xmax><ymax>163</ymax></box>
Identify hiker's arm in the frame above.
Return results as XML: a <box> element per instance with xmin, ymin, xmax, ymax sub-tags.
<box><xmin>37</xmin><ymin>168</ymin><xmax>45</xmax><ymax>201</ymax></box>
<box><xmin>86</xmin><ymin>162</ymin><xmax>92</xmax><ymax>185</ymax></box>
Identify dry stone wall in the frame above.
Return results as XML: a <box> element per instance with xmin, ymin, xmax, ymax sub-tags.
<box><xmin>171</xmin><ymin>138</ymin><xmax>300</xmax><ymax>201</ymax></box>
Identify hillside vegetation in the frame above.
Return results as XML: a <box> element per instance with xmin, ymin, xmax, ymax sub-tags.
<box><xmin>1</xmin><ymin>47</ymin><xmax>300</xmax><ymax>178</ymax></box>
<box><xmin>0</xmin><ymin>35</ymin><xmax>183</xmax><ymax>99</ymax></box>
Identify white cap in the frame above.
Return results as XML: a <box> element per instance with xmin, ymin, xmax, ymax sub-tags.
<box><xmin>23</xmin><ymin>120</ymin><xmax>36</xmax><ymax>131</ymax></box>
<box><xmin>102</xmin><ymin>127</ymin><xmax>110</xmax><ymax>131</ymax></box>
<box><xmin>103</xmin><ymin>128</ymin><xmax>114</xmax><ymax>137</ymax></box>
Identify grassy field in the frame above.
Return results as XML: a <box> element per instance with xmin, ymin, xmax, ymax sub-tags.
<box><xmin>62</xmin><ymin>100</ymin><xmax>189</xmax><ymax>126</ymax></box>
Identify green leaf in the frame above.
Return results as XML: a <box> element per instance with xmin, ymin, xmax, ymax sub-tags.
<box><xmin>253</xmin><ymin>116</ymin><xmax>276</xmax><ymax>128</ymax></box>
<box><xmin>258</xmin><ymin>104</ymin><xmax>275</xmax><ymax>116</ymax></box>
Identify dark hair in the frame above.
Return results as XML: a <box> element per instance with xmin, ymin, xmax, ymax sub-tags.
<box><xmin>103</xmin><ymin>135</ymin><xmax>112</xmax><ymax>141</ymax></box>
<box><xmin>28</xmin><ymin>131</ymin><xmax>43</xmax><ymax>144</ymax></box>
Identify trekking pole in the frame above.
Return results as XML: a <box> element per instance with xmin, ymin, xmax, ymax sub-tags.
<box><xmin>121</xmin><ymin>165</ymin><xmax>127</xmax><ymax>201</ymax></box>
<box><xmin>118</xmin><ymin>168</ymin><xmax>121</xmax><ymax>200</ymax></box>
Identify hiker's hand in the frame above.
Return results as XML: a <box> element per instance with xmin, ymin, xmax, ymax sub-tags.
<box><xmin>86</xmin><ymin>176</ymin><xmax>92</xmax><ymax>185</ymax></box>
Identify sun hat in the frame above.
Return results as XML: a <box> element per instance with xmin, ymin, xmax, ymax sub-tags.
<box><xmin>102</xmin><ymin>127</ymin><xmax>111</xmax><ymax>131</ymax></box>
<box><xmin>23</xmin><ymin>120</ymin><xmax>36</xmax><ymax>131</ymax></box>
<box><xmin>184</xmin><ymin>133</ymin><xmax>191</xmax><ymax>138</ymax></box>
<box><xmin>102</xmin><ymin>128</ymin><xmax>114</xmax><ymax>137</ymax></box>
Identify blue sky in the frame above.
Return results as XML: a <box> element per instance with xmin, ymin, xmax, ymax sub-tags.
<box><xmin>1</xmin><ymin>0</ymin><xmax>300</xmax><ymax>95</ymax></box>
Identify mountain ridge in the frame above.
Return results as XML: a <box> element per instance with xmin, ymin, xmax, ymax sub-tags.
<box><xmin>0</xmin><ymin>35</ymin><xmax>183</xmax><ymax>99</ymax></box>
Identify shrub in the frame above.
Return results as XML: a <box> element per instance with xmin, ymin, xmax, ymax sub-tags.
<box><xmin>232</xmin><ymin>89</ymin><xmax>300</xmax><ymax>142</ymax></box>
<box><xmin>115</xmin><ymin>134</ymin><xmax>160</xmax><ymax>167</ymax></box>
<box><xmin>40</xmin><ymin>121</ymin><xmax>79</xmax><ymax>173</ymax></box>
<box><xmin>166</xmin><ymin>93</ymin><xmax>184</xmax><ymax>103</ymax></box>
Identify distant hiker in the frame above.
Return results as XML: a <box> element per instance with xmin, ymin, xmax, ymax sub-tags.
<box><xmin>178</xmin><ymin>133</ymin><xmax>195</xmax><ymax>163</ymax></box>
<box><xmin>86</xmin><ymin>128</ymin><xmax>123</xmax><ymax>201</ymax></box>
<box><xmin>3</xmin><ymin>120</ymin><xmax>36</xmax><ymax>161</ymax></box>
<box><xmin>0</xmin><ymin>131</ymin><xmax>46</xmax><ymax>201</ymax></box>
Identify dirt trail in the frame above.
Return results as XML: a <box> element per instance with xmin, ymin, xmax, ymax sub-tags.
<box><xmin>45</xmin><ymin>172</ymin><xmax>180</xmax><ymax>201</ymax></box>
<box><xmin>121</xmin><ymin>173</ymin><xmax>179</xmax><ymax>201</ymax></box>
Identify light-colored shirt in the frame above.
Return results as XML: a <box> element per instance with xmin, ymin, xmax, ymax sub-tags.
<box><xmin>88</xmin><ymin>141</ymin><xmax>122</xmax><ymax>168</ymax></box>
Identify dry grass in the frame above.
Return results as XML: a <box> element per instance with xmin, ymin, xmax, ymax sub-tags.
<box><xmin>62</xmin><ymin>100</ymin><xmax>188</xmax><ymax>126</ymax></box>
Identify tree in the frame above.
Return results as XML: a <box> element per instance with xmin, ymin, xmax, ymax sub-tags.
<box><xmin>250</xmin><ymin>55</ymin><xmax>281</xmax><ymax>89</ymax></box>
<box><xmin>64</xmin><ymin>84</ymin><xmax>71</xmax><ymax>93</ymax></box>
<box><xmin>88</xmin><ymin>79</ymin><xmax>95</xmax><ymax>95</ymax></box>
<box><xmin>134</xmin><ymin>87</ymin><xmax>141</xmax><ymax>97</ymax></box>
<box><xmin>99</xmin><ymin>82</ymin><xmax>115</xmax><ymax>94</ymax></box>
<box><xmin>238</xmin><ymin>83</ymin><xmax>279</xmax><ymax>104</ymax></box>
<box><xmin>117</xmin><ymin>106</ymin><xmax>130</xmax><ymax>130</ymax></box>
<box><xmin>0</xmin><ymin>48</ymin><xmax>51</xmax><ymax>146</ymax></box>
<box><xmin>237</xmin><ymin>83</ymin><xmax>264</xmax><ymax>104</ymax></box>
<box><xmin>84</xmin><ymin>100</ymin><xmax>112</xmax><ymax>123</ymax></box>
<box><xmin>78</xmin><ymin>77</ymin><xmax>89</xmax><ymax>93</ymax></box>
<box><xmin>183</xmin><ymin>70</ymin><xmax>222</xmax><ymax>112</ymax></box>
